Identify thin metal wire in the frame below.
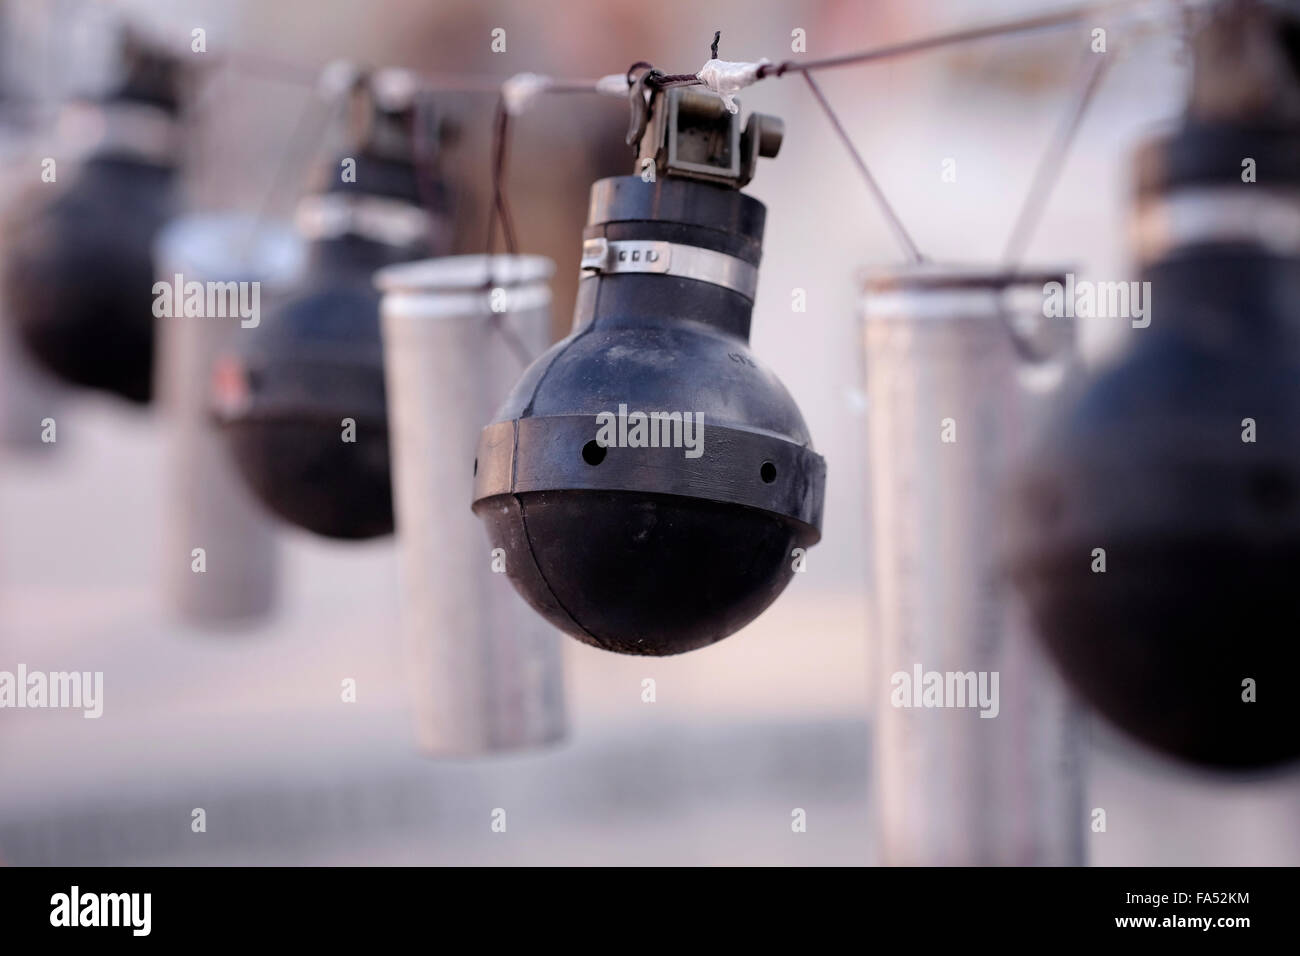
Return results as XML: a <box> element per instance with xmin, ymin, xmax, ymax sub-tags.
<box><xmin>219</xmin><ymin>49</ymin><xmax>613</xmax><ymax>95</ymax></box>
<box><xmin>482</xmin><ymin>96</ymin><xmax>536</xmax><ymax>368</ymax></box>
<box><xmin>644</xmin><ymin>72</ymin><xmax>703</xmax><ymax>90</ymax></box>
<box><xmin>483</xmin><ymin>96</ymin><xmax>519</xmax><ymax>256</ymax></box>
<box><xmin>757</xmin><ymin>0</ymin><xmax>1141</xmax><ymax>77</ymax></box>
<box><xmin>626</xmin><ymin>1</ymin><xmax>1144</xmax><ymax>92</ymax></box>
<box><xmin>245</xmin><ymin>91</ymin><xmax>341</xmax><ymax>246</ymax></box>
<box><xmin>1002</xmin><ymin>49</ymin><xmax>1115</xmax><ymax>266</ymax></box>
<box><xmin>205</xmin><ymin>1</ymin><xmax>1150</xmax><ymax>103</ymax></box>
<box><xmin>802</xmin><ymin>71</ymin><xmax>925</xmax><ymax>264</ymax></box>
<box><xmin>998</xmin><ymin>46</ymin><xmax>1116</xmax><ymax>363</ymax></box>
<box><xmin>211</xmin><ymin>0</ymin><xmax>1160</xmax><ymax>370</ymax></box>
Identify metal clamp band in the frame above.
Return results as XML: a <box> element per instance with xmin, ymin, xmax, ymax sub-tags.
<box><xmin>1132</xmin><ymin>188</ymin><xmax>1300</xmax><ymax>263</ymax></box>
<box><xmin>580</xmin><ymin>237</ymin><xmax>759</xmax><ymax>300</ymax></box>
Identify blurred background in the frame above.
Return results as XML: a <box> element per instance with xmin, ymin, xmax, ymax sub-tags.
<box><xmin>0</xmin><ymin>0</ymin><xmax>1296</xmax><ymax>865</ymax></box>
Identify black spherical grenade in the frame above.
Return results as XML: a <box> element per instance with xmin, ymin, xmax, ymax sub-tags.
<box><xmin>1006</xmin><ymin>2</ymin><xmax>1300</xmax><ymax>769</ymax></box>
<box><xmin>214</xmin><ymin>81</ymin><xmax>452</xmax><ymax>540</ymax></box>
<box><xmin>473</xmin><ymin>83</ymin><xmax>825</xmax><ymax>656</ymax></box>
<box><xmin>1</xmin><ymin>36</ymin><xmax>183</xmax><ymax>403</ymax></box>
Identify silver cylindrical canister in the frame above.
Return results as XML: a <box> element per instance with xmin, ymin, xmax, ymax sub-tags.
<box><xmin>154</xmin><ymin>214</ymin><xmax>305</xmax><ymax>626</ymax></box>
<box><xmin>861</xmin><ymin>266</ymin><xmax>1084</xmax><ymax>865</ymax></box>
<box><xmin>377</xmin><ymin>254</ymin><xmax>566</xmax><ymax>755</ymax></box>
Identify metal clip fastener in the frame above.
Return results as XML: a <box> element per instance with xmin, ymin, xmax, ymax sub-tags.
<box><xmin>579</xmin><ymin>237</ymin><xmax>758</xmax><ymax>300</ymax></box>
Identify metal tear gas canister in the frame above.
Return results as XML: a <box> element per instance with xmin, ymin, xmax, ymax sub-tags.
<box><xmin>377</xmin><ymin>254</ymin><xmax>565</xmax><ymax>754</ymax></box>
<box><xmin>862</xmin><ymin>267</ymin><xmax>1084</xmax><ymax>865</ymax></box>
<box><xmin>1006</xmin><ymin>1</ymin><xmax>1300</xmax><ymax>771</ymax></box>
<box><xmin>214</xmin><ymin>87</ymin><xmax>454</xmax><ymax>540</ymax></box>
<box><xmin>155</xmin><ymin>214</ymin><xmax>305</xmax><ymax>626</ymax></box>
<box><xmin>1</xmin><ymin>36</ymin><xmax>184</xmax><ymax>404</ymax></box>
<box><xmin>471</xmin><ymin>86</ymin><xmax>824</xmax><ymax>657</ymax></box>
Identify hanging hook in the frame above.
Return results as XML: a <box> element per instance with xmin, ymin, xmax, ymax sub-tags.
<box><xmin>625</xmin><ymin>63</ymin><xmax>655</xmax><ymax>148</ymax></box>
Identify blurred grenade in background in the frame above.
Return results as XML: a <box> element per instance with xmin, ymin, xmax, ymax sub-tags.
<box><xmin>1006</xmin><ymin>1</ymin><xmax>1300</xmax><ymax>770</ymax></box>
<box><xmin>1</xmin><ymin>33</ymin><xmax>184</xmax><ymax>404</ymax></box>
<box><xmin>214</xmin><ymin>73</ymin><xmax>454</xmax><ymax>540</ymax></box>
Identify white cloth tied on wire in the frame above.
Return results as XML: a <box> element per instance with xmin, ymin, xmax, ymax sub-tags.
<box><xmin>595</xmin><ymin>73</ymin><xmax>631</xmax><ymax>97</ymax></box>
<box><xmin>501</xmin><ymin>59</ymin><xmax>773</xmax><ymax>116</ymax></box>
<box><xmin>695</xmin><ymin>57</ymin><xmax>771</xmax><ymax>113</ymax></box>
